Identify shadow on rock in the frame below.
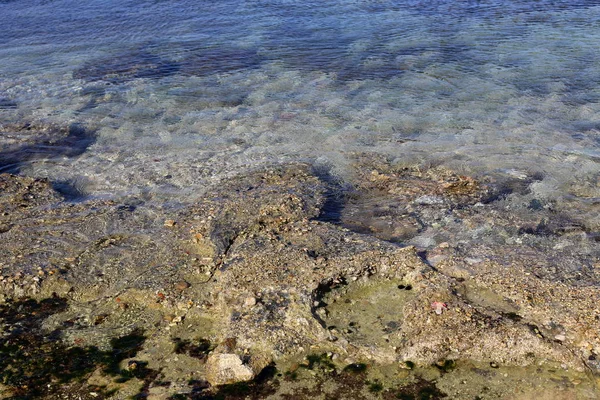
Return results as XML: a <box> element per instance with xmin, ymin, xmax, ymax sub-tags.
<box><xmin>0</xmin><ymin>122</ymin><xmax>96</xmax><ymax>175</ymax></box>
<box><xmin>175</xmin><ymin>363</ymin><xmax>278</xmax><ymax>400</ymax></box>
<box><xmin>0</xmin><ymin>296</ymin><xmax>157</xmax><ymax>399</ymax></box>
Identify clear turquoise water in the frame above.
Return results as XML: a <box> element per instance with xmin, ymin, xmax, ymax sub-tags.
<box><xmin>0</xmin><ymin>0</ymin><xmax>599</xmax><ymax>227</ymax></box>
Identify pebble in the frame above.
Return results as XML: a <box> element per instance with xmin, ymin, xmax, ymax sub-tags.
<box><xmin>164</xmin><ymin>219</ymin><xmax>176</xmax><ymax>227</ymax></box>
<box><xmin>175</xmin><ymin>281</ymin><xmax>190</xmax><ymax>291</ymax></box>
<box><xmin>244</xmin><ymin>297</ymin><xmax>257</xmax><ymax>308</ymax></box>
<box><xmin>163</xmin><ymin>314</ymin><xmax>176</xmax><ymax>323</ymax></box>
<box><xmin>415</xmin><ymin>195</ymin><xmax>444</xmax><ymax>205</ymax></box>
<box><xmin>431</xmin><ymin>301</ymin><xmax>448</xmax><ymax>315</ymax></box>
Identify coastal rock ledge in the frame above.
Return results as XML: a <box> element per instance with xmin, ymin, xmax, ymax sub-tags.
<box><xmin>1</xmin><ymin>158</ymin><xmax>599</xmax><ymax>398</ymax></box>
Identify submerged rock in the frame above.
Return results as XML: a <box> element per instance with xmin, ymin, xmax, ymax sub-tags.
<box><xmin>178</xmin><ymin>47</ymin><xmax>263</xmax><ymax>77</ymax></box>
<box><xmin>0</xmin><ymin>122</ymin><xmax>96</xmax><ymax>174</ymax></box>
<box><xmin>73</xmin><ymin>50</ymin><xmax>179</xmax><ymax>83</ymax></box>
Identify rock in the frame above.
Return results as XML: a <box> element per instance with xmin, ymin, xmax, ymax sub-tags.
<box><xmin>163</xmin><ymin>314</ymin><xmax>176</xmax><ymax>323</ymax></box>
<box><xmin>73</xmin><ymin>50</ymin><xmax>178</xmax><ymax>83</ymax></box>
<box><xmin>431</xmin><ymin>301</ymin><xmax>448</xmax><ymax>315</ymax></box>
<box><xmin>415</xmin><ymin>195</ymin><xmax>445</xmax><ymax>205</ymax></box>
<box><xmin>1</xmin><ymin>159</ymin><xmax>600</xmax><ymax>398</ymax></box>
<box><xmin>205</xmin><ymin>353</ymin><xmax>255</xmax><ymax>386</ymax></box>
<box><xmin>175</xmin><ymin>281</ymin><xmax>190</xmax><ymax>291</ymax></box>
<box><xmin>243</xmin><ymin>296</ymin><xmax>257</xmax><ymax>308</ymax></box>
<box><xmin>555</xmin><ymin>334</ymin><xmax>566</xmax><ymax>342</ymax></box>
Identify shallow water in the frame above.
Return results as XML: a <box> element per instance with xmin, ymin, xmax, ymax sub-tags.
<box><xmin>0</xmin><ymin>0</ymin><xmax>599</xmax><ymax>226</ymax></box>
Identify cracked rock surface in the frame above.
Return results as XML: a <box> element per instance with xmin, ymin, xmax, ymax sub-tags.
<box><xmin>0</xmin><ymin>157</ymin><xmax>599</xmax><ymax>398</ymax></box>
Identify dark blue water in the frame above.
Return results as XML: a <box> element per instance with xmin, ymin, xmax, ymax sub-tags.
<box><xmin>1</xmin><ymin>0</ymin><xmax>599</xmax><ymax>80</ymax></box>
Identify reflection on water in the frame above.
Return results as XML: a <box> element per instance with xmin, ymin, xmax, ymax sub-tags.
<box><xmin>0</xmin><ymin>0</ymin><xmax>599</xmax><ymax>229</ymax></box>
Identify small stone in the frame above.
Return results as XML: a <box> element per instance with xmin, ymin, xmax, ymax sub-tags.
<box><xmin>243</xmin><ymin>297</ymin><xmax>257</xmax><ymax>308</ymax></box>
<box><xmin>205</xmin><ymin>353</ymin><xmax>255</xmax><ymax>385</ymax></box>
<box><xmin>490</xmin><ymin>362</ymin><xmax>499</xmax><ymax>368</ymax></box>
<box><xmin>431</xmin><ymin>301</ymin><xmax>448</xmax><ymax>315</ymax></box>
<box><xmin>554</xmin><ymin>334</ymin><xmax>566</xmax><ymax>342</ymax></box>
<box><xmin>175</xmin><ymin>281</ymin><xmax>190</xmax><ymax>291</ymax></box>
<box><xmin>163</xmin><ymin>314</ymin><xmax>176</xmax><ymax>323</ymax></box>
<box><xmin>465</xmin><ymin>257</ymin><xmax>483</xmax><ymax>265</ymax></box>
<box><xmin>221</xmin><ymin>337</ymin><xmax>237</xmax><ymax>352</ymax></box>
<box><xmin>415</xmin><ymin>195</ymin><xmax>444</xmax><ymax>205</ymax></box>
<box><xmin>164</xmin><ymin>219</ymin><xmax>176</xmax><ymax>227</ymax></box>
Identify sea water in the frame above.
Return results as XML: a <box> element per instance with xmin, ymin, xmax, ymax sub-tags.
<box><xmin>0</xmin><ymin>0</ymin><xmax>599</xmax><ymax>227</ymax></box>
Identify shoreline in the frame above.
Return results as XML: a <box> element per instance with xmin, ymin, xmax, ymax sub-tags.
<box><xmin>1</xmin><ymin>157</ymin><xmax>599</xmax><ymax>398</ymax></box>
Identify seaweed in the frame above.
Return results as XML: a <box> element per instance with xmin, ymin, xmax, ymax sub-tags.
<box><xmin>368</xmin><ymin>379</ymin><xmax>384</xmax><ymax>393</ymax></box>
<box><xmin>343</xmin><ymin>363</ymin><xmax>368</xmax><ymax>374</ymax></box>
<box><xmin>392</xmin><ymin>378</ymin><xmax>447</xmax><ymax>400</ymax></box>
<box><xmin>172</xmin><ymin>337</ymin><xmax>214</xmax><ymax>360</ymax></box>
<box><xmin>303</xmin><ymin>353</ymin><xmax>336</xmax><ymax>372</ymax></box>
<box><xmin>434</xmin><ymin>359</ymin><xmax>456</xmax><ymax>373</ymax></box>
<box><xmin>0</xmin><ymin>296</ymin><xmax>157</xmax><ymax>399</ymax></box>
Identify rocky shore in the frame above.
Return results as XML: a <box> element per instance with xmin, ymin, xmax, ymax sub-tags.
<box><xmin>1</xmin><ymin>156</ymin><xmax>599</xmax><ymax>399</ymax></box>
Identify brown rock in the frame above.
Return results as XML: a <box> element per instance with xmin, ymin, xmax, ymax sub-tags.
<box><xmin>175</xmin><ymin>281</ymin><xmax>190</xmax><ymax>291</ymax></box>
<box><xmin>205</xmin><ymin>353</ymin><xmax>255</xmax><ymax>385</ymax></box>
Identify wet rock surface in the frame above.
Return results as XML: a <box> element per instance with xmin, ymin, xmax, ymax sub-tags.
<box><xmin>0</xmin><ymin>122</ymin><xmax>96</xmax><ymax>174</ymax></box>
<box><xmin>0</xmin><ymin>158</ymin><xmax>599</xmax><ymax>398</ymax></box>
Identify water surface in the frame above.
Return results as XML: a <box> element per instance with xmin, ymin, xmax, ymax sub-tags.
<box><xmin>1</xmin><ymin>0</ymin><xmax>599</xmax><ymax>227</ymax></box>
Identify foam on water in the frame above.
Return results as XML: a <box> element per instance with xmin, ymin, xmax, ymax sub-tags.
<box><xmin>0</xmin><ymin>0</ymin><xmax>599</xmax><ymax>227</ymax></box>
